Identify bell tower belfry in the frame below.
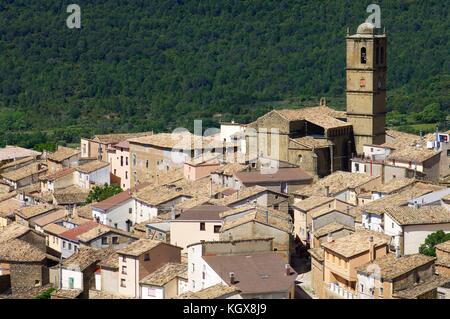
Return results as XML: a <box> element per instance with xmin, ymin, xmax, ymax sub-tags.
<box><xmin>346</xmin><ymin>22</ymin><xmax>387</xmax><ymax>155</ymax></box>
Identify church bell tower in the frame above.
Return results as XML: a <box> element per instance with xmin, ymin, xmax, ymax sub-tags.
<box><xmin>346</xmin><ymin>22</ymin><xmax>387</xmax><ymax>155</ymax></box>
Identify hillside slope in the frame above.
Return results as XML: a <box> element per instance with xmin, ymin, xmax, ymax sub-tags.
<box><xmin>0</xmin><ymin>0</ymin><xmax>448</xmax><ymax>149</ymax></box>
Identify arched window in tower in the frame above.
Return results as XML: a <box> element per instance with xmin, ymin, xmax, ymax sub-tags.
<box><xmin>361</xmin><ymin>47</ymin><xmax>367</xmax><ymax>64</ymax></box>
<box><xmin>380</xmin><ymin>47</ymin><xmax>384</xmax><ymax>64</ymax></box>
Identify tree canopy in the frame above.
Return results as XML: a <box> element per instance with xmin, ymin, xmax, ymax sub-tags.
<box><xmin>419</xmin><ymin>230</ymin><xmax>450</xmax><ymax>257</ymax></box>
<box><xmin>0</xmin><ymin>1</ymin><xmax>448</xmax><ymax>150</ymax></box>
<box><xmin>85</xmin><ymin>183</ymin><xmax>123</xmax><ymax>204</ymax></box>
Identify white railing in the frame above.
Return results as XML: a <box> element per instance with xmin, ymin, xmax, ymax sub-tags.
<box><xmin>328</xmin><ymin>282</ymin><xmax>356</xmax><ymax>299</ymax></box>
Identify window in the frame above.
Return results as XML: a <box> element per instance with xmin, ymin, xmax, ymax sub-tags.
<box><xmin>120</xmin><ymin>156</ymin><xmax>123</xmax><ymax>167</ymax></box>
<box><xmin>126</xmin><ymin>157</ymin><xmax>128</xmax><ymax>165</ymax></box>
<box><xmin>274</xmin><ymin>204</ymin><xmax>279</xmax><ymax>210</ymax></box>
<box><xmin>447</xmin><ymin>150</ymin><xmax>450</xmax><ymax>157</ymax></box>
<box><xmin>438</xmin><ymin>292</ymin><xmax>445</xmax><ymax>299</ymax></box>
<box><xmin>125</xmin><ymin>171</ymin><xmax>128</xmax><ymax>180</ymax></box>
<box><xmin>214</xmin><ymin>225</ymin><xmax>221</xmax><ymax>233</ymax></box>
<box><xmin>191</xmin><ymin>263</ymin><xmax>195</xmax><ymax>272</ymax></box>
<box><xmin>114</xmin><ymin>169</ymin><xmax>117</xmax><ymax>175</ymax></box>
<box><xmin>122</xmin><ymin>256</ymin><xmax>127</xmax><ymax>262</ymax></box>
<box><xmin>379</xmin><ymin>287</ymin><xmax>384</xmax><ymax>296</ymax></box>
<box><xmin>34</xmin><ymin>280</ymin><xmax>41</xmax><ymax>287</ymax></box>
<box><xmin>202</xmin><ymin>272</ymin><xmax>206</xmax><ymax>280</ymax></box>
<box><xmin>146</xmin><ymin>160</ymin><xmax>149</xmax><ymax>169</ymax></box>
<box><xmin>74</xmin><ymin>246</ymin><xmax>78</xmax><ymax>253</ymax></box>
<box><xmin>144</xmin><ymin>253</ymin><xmax>150</xmax><ymax>261</ymax></box>
<box><xmin>63</xmin><ymin>241</ymin><xmax>66</xmax><ymax>249</ymax></box>
<box><xmin>68</xmin><ymin>243</ymin><xmax>72</xmax><ymax>250</ymax></box>
<box><xmin>120</xmin><ymin>279</ymin><xmax>126</xmax><ymax>288</ymax></box>
<box><xmin>192</xmin><ymin>280</ymin><xmax>195</xmax><ymax>289</ymax></box>
<box><xmin>391</xmin><ymin>222</ymin><xmax>394</xmax><ymax>228</ymax></box>
<box><xmin>147</xmin><ymin>288</ymin><xmax>157</xmax><ymax>297</ymax></box>
<box><xmin>360</xmin><ymin>284</ymin><xmax>364</xmax><ymax>292</ymax></box>
<box><xmin>69</xmin><ymin>277</ymin><xmax>74</xmax><ymax>289</ymax></box>
<box><xmin>200</xmin><ymin>222</ymin><xmax>206</xmax><ymax>231</ymax></box>
<box><xmin>101</xmin><ymin>237</ymin><xmax>108</xmax><ymax>245</ymax></box>
<box><xmin>114</xmin><ymin>223</ymin><xmax>118</xmax><ymax>229</ymax></box>
<box><xmin>132</xmin><ymin>154</ymin><xmax>137</xmax><ymax>166</ymax></box>
<box><xmin>361</xmin><ymin>47</ymin><xmax>367</xmax><ymax>64</ymax></box>
<box><xmin>122</xmin><ymin>266</ymin><xmax>127</xmax><ymax>275</ymax></box>
<box><xmin>112</xmin><ymin>237</ymin><xmax>119</xmax><ymax>245</ymax></box>
<box><xmin>355</xmin><ymin>163</ymin><xmax>360</xmax><ymax>171</ymax></box>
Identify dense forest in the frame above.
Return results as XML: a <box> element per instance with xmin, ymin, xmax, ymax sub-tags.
<box><xmin>0</xmin><ymin>0</ymin><xmax>448</xmax><ymax>150</ymax></box>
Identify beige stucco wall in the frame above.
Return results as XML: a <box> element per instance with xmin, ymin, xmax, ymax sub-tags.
<box><xmin>170</xmin><ymin>221</ymin><xmax>221</xmax><ymax>251</ymax></box>
<box><xmin>108</xmin><ymin>147</ymin><xmax>130</xmax><ymax>190</ymax></box>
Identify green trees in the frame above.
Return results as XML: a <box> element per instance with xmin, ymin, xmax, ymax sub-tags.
<box><xmin>0</xmin><ymin>1</ymin><xmax>448</xmax><ymax>149</ymax></box>
<box><xmin>85</xmin><ymin>183</ymin><xmax>123</xmax><ymax>204</ymax></box>
<box><xmin>419</xmin><ymin>230</ymin><xmax>450</xmax><ymax>257</ymax></box>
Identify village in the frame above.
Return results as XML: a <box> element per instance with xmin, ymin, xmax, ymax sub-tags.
<box><xmin>0</xmin><ymin>20</ymin><xmax>449</xmax><ymax>300</ymax></box>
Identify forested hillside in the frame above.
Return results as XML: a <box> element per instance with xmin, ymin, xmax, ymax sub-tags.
<box><xmin>0</xmin><ymin>0</ymin><xmax>448</xmax><ymax>150</ymax></box>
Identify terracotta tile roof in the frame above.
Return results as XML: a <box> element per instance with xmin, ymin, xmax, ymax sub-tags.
<box><xmin>43</xmin><ymin>223</ymin><xmax>68</xmax><ymax>236</ymax></box>
<box><xmin>186</xmin><ymin>153</ymin><xmax>221</xmax><ymax>166</ymax></box>
<box><xmin>117</xmin><ymin>239</ymin><xmax>171</xmax><ymax>257</ymax></box>
<box><xmin>293</xmin><ymin>196</ymin><xmax>334</xmax><ymax>211</ymax></box>
<box><xmin>1</xmin><ymin>157</ymin><xmax>35</xmax><ymax>170</ymax></box>
<box><xmin>221</xmin><ymin>209</ymin><xmax>293</xmax><ymax>233</ymax></box>
<box><xmin>175</xmin><ymin>284</ymin><xmax>241</xmax><ymax>299</ymax></box>
<box><xmin>388</xmin><ymin>147</ymin><xmax>440</xmax><ymax>163</ymax></box>
<box><xmin>92</xmin><ymin>132</ymin><xmax>153</xmax><ymax>144</ymax></box>
<box><xmin>220</xmin><ymin>205</ymin><xmax>291</xmax><ymax>221</ymax></box>
<box><xmin>16</xmin><ymin>183</ymin><xmax>40</xmax><ymax>195</ymax></box>
<box><xmin>129</xmin><ymin>132</ymin><xmax>236</xmax><ymax>150</ymax></box>
<box><xmin>211</xmin><ymin>186</ymin><xmax>285</xmax><ymax>206</ymax></box>
<box><xmin>321</xmin><ymin>230</ymin><xmax>390</xmax><ymax>258</ymax></box>
<box><xmin>47</xmin><ymin>147</ymin><xmax>80</xmax><ymax>162</ymax></box>
<box><xmin>235</xmin><ymin>167</ymin><xmax>312</xmax><ymax>184</ymax></box>
<box><xmin>32</xmin><ymin>209</ymin><xmax>68</xmax><ymax>227</ymax></box>
<box><xmin>51</xmin><ymin>289</ymin><xmax>82</xmax><ymax>299</ymax></box>
<box><xmin>308</xmin><ymin>247</ymin><xmax>325</xmax><ymax>262</ymax></box>
<box><xmin>98</xmin><ymin>252</ymin><xmax>119</xmax><ymax>270</ymax></box>
<box><xmin>356</xmin><ymin>254</ymin><xmax>436</xmax><ymax>281</ymax></box>
<box><xmin>293</xmin><ymin>171</ymin><xmax>378</xmax><ymax>197</ymax></box>
<box><xmin>173</xmin><ymin>196</ymin><xmax>211</xmax><ymax>211</ymax></box>
<box><xmin>61</xmin><ymin>247</ymin><xmax>116</xmax><ymax>271</ymax></box>
<box><xmin>359</xmin><ymin>182</ymin><xmax>444</xmax><ymax>216</ymax></box>
<box><xmin>66</xmin><ymin>215</ymin><xmax>92</xmax><ymax>226</ymax></box>
<box><xmin>15</xmin><ymin>204</ymin><xmax>58</xmax><ymax>220</ymax></box>
<box><xmin>76</xmin><ymin>160</ymin><xmax>109</xmax><ymax>174</ymax></box>
<box><xmin>203</xmin><ymin>252</ymin><xmax>297</xmax><ymax>295</ymax></box>
<box><xmin>59</xmin><ymin>220</ymin><xmax>100</xmax><ymax>242</ymax></box>
<box><xmin>311</xmin><ymin>207</ymin><xmax>352</xmax><ymax>219</ymax></box>
<box><xmin>139</xmin><ymin>263</ymin><xmax>187</xmax><ymax>286</ymax></box>
<box><xmin>0</xmin><ymin>239</ymin><xmax>46</xmax><ymax>262</ymax></box>
<box><xmin>0</xmin><ymin>146</ymin><xmax>41</xmax><ymax>162</ymax></box>
<box><xmin>436</xmin><ymin>240</ymin><xmax>450</xmax><ymax>254</ymax></box>
<box><xmin>112</xmin><ymin>140</ymin><xmax>130</xmax><ymax>149</ymax></box>
<box><xmin>175</xmin><ymin>205</ymin><xmax>229</xmax><ymax>221</ymax></box>
<box><xmin>2</xmin><ymin>163</ymin><xmax>47</xmax><ymax>182</ymax></box>
<box><xmin>40</xmin><ymin>168</ymin><xmax>75</xmax><ymax>182</ymax></box>
<box><xmin>212</xmin><ymin>163</ymin><xmax>248</xmax><ymax>176</ymax></box>
<box><xmin>77</xmin><ymin>224</ymin><xmax>138</xmax><ymax>243</ymax></box>
<box><xmin>75</xmin><ymin>203</ymin><xmax>94</xmax><ymax>219</ymax></box>
<box><xmin>370</xmin><ymin>178</ymin><xmax>417</xmax><ymax>194</ymax></box>
<box><xmin>275</xmin><ymin>106</ymin><xmax>346</xmax><ymax>122</ymax></box>
<box><xmin>313</xmin><ymin>222</ymin><xmax>354</xmax><ymax>238</ymax></box>
<box><xmin>0</xmin><ymin>222</ymin><xmax>31</xmax><ymax>243</ymax></box>
<box><xmin>0</xmin><ymin>197</ymin><xmax>20</xmax><ymax>218</ymax></box>
<box><xmin>385</xmin><ymin>206</ymin><xmax>450</xmax><ymax>226</ymax></box>
<box><xmin>290</xmin><ymin>136</ymin><xmax>331</xmax><ymax>149</ymax></box>
<box><xmin>92</xmin><ymin>191</ymin><xmax>132</xmax><ymax>212</ymax></box>
<box><xmin>53</xmin><ymin>186</ymin><xmax>89</xmax><ymax>205</ymax></box>
<box><xmin>392</xmin><ymin>275</ymin><xmax>450</xmax><ymax>299</ymax></box>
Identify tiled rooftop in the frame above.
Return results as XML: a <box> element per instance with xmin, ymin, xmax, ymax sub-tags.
<box><xmin>385</xmin><ymin>206</ymin><xmax>450</xmax><ymax>226</ymax></box>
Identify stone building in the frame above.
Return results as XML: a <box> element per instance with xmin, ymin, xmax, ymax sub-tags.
<box><xmin>346</xmin><ymin>22</ymin><xmax>387</xmax><ymax>154</ymax></box>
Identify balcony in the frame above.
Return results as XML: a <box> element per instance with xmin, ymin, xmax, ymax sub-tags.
<box><xmin>328</xmin><ymin>282</ymin><xmax>356</xmax><ymax>299</ymax></box>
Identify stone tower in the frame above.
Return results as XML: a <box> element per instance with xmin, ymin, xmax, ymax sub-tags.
<box><xmin>346</xmin><ymin>22</ymin><xmax>387</xmax><ymax>155</ymax></box>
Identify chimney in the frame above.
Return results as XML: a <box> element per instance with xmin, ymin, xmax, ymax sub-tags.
<box><xmin>395</xmin><ymin>247</ymin><xmax>402</xmax><ymax>259</ymax></box>
<box><xmin>325</xmin><ymin>185</ymin><xmax>330</xmax><ymax>197</ymax></box>
<box><xmin>72</xmin><ymin>205</ymin><xmax>78</xmax><ymax>217</ymax></box>
<box><xmin>229</xmin><ymin>272</ymin><xmax>236</xmax><ymax>285</ymax></box>
<box><xmin>285</xmin><ymin>264</ymin><xmax>291</xmax><ymax>276</ymax></box>
<box><xmin>209</xmin><ymin>177</ymin><xmax>213</xmax><ymax>197</ymax></box>
<box><xmin>327</xmin><ymin>233</ymin><xmax>334</xmax><ymax>243</ymax></box>
<box><xmin>368</xmin><ymin>236</ymin><xmax>375</xmax><ymax>262</ymax></box>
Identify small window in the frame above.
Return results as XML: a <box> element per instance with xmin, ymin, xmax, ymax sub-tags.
<box><xmin>122</xmin><ymin>256</ymin><xmax>127</xmax><ymax>262</ymax></box>
<box><xmin>112</xmin><ymin>237</ymin><xmax>119</xmax><ymax>245</ymax></box>
<box><xmin>126</xmin><ymin>157</ymin><xmax>128</xmax><ymax>165</ymax></box>
<box><xmin>34</xmin><ymin>280</ymin><xmax>40</xmax><ymax>287</ymax></box>
<box><xmin>147</xmin><ymin>288</ymin><xmax>157</xmax><ymax>297</ymax></box>
<box><xmin>125</xmin><ymin>171</ymin><xmax>128</xmax><ymax>179</ymax></box>
<box><xmin>361</xmin><ymin>47</ymin><xmax>367</xmax><ymax>64</ymax></box>
<box><xmin>360</xmin><ymin>284</ymin><xmax>364</xmax><ymax>292</ymax></box>
<box><xmin>122</xmin><ymin>266</ymin><xmax>127</xmax><ymax>275</ymax></box>
<box><xmin>214</xmin><ymin>225</ymin><xmax>221</xmax><ymax>233</ymax></box>
<box><xmin>146</xmin><ymin>160</ymin><xmax>149</xmax><ymax>169</ymax></box>
<box><xmin>200</xmin><ymin>222</ymin><xmax>206</xmax><ymax>231</ymax></box>
<box><xmin>144</xmin><ymin>253</ymin><xmax>150</xmax><ymax>261</ymax></box>
<box><xmin>192</xmin><ymin>263</ymin><xmax>195</xmax><ymax>272</ymax></box>
<box><xmin>68</xmin><ymin>243</ymin><xmax>72</xmax><ymax>250</ymax></box>
<box><xmin>63</xmin><ymin>241</ymin><xmax>66</xmax><ymax>249</ymax></box>
<box><xmin>379</xmin><ymin>287</ymin><xmax>384</xmax><ymax>296</ymax></box>
<box><xmin>101</xmin><ymin>237</ymin><xmax>108</xmax><ymax>245</ymax></box>
<box><xmin>129</xmin><ymin>208</ymin><xmax>132</xmax><ymax>214</ymax></box>
<box><xmin>114</xmin><ymin>223</ymin><xmax>118</xmax><ymax>229</ymax></box>
<box><xmin>120</xmin><ymin>279</ymin><xmax>126</xmax><ymax>288</ymax></box>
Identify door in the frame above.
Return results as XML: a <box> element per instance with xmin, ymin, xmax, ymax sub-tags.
<box><xmin>69</xmin><ymin>277</ymin><xmax>74</xmax><ymax>289</ymax></box>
